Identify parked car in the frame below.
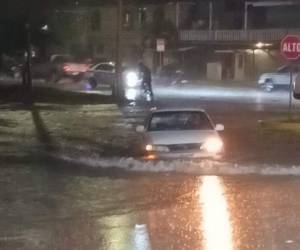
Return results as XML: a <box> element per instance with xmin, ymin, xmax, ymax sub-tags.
<box><xmin>0</xmin><ymin>55</ymin><xmax>22</xmax><ymax>78</ymax></box>
<box><xmin>258</xmin><ymin>64</ymin><xmax>300</xmax><ymax>92</ymax></box>
<box><xmin>85</xmin><ymin>62</ymin><xmax>116</xmax><ymax>88</ymax></box>
<box><xmin>136</xmin><ymin>109</ymin><xmax>224</xmax><ymax>159</ymax></box>
<box><xmin>293</xmin><ymin>73</ymin><xmax>300</xmax><ymax>99</ymax></box>
<box><xmin>85</xmin><ymin>62</ymin><xmax>145</xmax><ymax>101</ymax></box>
<box><xmin>155</xmin><ymin>63</ymin><xmax>188</xmax><ymax>85</ymax></box>
<box><xmin>14</xmin><ymin>54</ymin><xmax>91</xmax><ymax>82</ymax></box>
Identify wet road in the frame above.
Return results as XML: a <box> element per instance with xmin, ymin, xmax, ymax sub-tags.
<box><xmin>2</xmin><ymin>80</ymin><xmax>300</xmax><ymax>249</ymax></box>
<box><xmin>1</xmin><ymin>163</ymin><xmax>300</xmax><ymax>250</ymax></box>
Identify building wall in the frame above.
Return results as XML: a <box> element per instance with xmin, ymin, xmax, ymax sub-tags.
<box><xmin>234</xmin><ymin>53</ymin><xmax>245</xmax><ymax>81</ymax></box>
<box><xmin>51</xmin><ymin>4</ymin><xmax>181</xmax><ymax>68</ymax></box>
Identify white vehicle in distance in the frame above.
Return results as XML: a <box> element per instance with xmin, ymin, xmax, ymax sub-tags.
<box><xmin>85</xmin><ymin>62</ymin><xmax>142</xmax><ymax>101</ymax></box>
<box><xmin>258</xmin><ymin>64</ymin><xmax>300</xmax><ymax>92</ymax></box>
<box><xmin>85</xmin><ymin>62</ymin><xmax>116</xmax><ymax>88</ymax></box>
<box><xmin>136</xmin><ymin>109</ymin><xmax>224</xmax><ymax>159</ymax></box>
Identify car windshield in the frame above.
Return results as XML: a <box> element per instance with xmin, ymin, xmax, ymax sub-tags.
<box><xmin>148</xmin><ymin>111</ymin><xmax>213</xmax><ymax>131</ymax></box>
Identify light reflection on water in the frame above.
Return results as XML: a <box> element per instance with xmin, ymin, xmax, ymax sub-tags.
<box><xmin>133</xmin><ymin>224</ymin><xmax>151</xmax><ymax>250</ymax></box>
<box><xmin>200</xmin><ymin>176</ymin><xmax>233</xmax><ymax>250</ymax></box>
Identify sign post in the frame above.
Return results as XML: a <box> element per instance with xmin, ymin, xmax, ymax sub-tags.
<box><xmin>280</xmin><ymin>35</ymin><xmax>300</xmax><ymax>117</ymax></box>
<box><xmin>156</xmin><ymin>39</ymin><xmax>165</xmax><ymax>69</ymax></box>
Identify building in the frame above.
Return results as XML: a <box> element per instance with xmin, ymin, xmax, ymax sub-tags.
<box><xmin>50</xmin><ymin>2</ymin><xmax>192</xmax><ymax>70</ymax></box>
<box><xmin>179</xmin><ymin>0</ymin><xmax>300</xmax><ymax>81</ymax></box>
<box><xmin>49</xmin><ymin>1</ymin><xmax>300</xmax><ymax>80</ymax></box>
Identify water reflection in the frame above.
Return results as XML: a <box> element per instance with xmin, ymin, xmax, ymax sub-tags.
<box><xmin>200</xmin><ymin>176</ymin><xmax>233</xmax><ymax>250</ymax></box>
<box><xmin>133</xmin><ymin>224</ymin><xmax>151</xmax><ymax>250</ymax></box>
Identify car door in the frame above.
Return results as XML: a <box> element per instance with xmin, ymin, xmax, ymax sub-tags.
<box><xmin>93</xmin><ymin>64</ymin><xmax>115</xmax><ymax>86</ymax></box>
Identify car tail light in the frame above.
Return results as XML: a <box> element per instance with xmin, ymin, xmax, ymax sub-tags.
<box><xmin>63</xmin><ymin>65</ymin><xmax>71</xmax><ymax>72</ymax></box>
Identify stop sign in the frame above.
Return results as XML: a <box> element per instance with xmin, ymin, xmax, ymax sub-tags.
<box><xmin>281</xmin><ymin>35</ymin><xmax>300</xmax><ymax>60</ymax></box>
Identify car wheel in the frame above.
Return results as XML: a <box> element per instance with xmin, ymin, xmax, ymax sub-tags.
<box><xmin>264</xmin><ymin>80</ymin><xmax>274</xmax><ymax>92</ymax></box>
<box><xmin>13</xmin><ymin>71</ymin><xmax>21</xmax><ymax>80</ymax></box>
<box><xmin>73</xmin><ymin>73</ymin><xmax>84</xmax><ymax>83</ymax></box>
<box><xmin>47</xmin><ymin>71</ymin><xmax>59</xmax><ymax>83</ymax></box>
<box><xmin>88</xmin><ymin>77</ymin><xmax>98</xmax><ymax>89</ymax></box>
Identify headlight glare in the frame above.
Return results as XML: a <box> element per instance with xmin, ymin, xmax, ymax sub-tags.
<box><xmin>154</xmin><ymin>145</ymin><xmax>170</xmax><ymax>153</ymax></box>
<box><xmin>125</xmin><ymin>88</ymin><xmax>138</xmax><ymax>100</ymax></box>
<box><xmin>146</xmin><ymin>144</ymin><xmax>153</xmax><ymax>151</ymax></box>
<box><xmin>202</xmin><ymin>137</ymin><xmax>223</xmax><ymax>153</ymax></box>
<box><xmin>126</xmin><ymin>71</ymin><xmax>139</xmax><ymax>87</ymax></box>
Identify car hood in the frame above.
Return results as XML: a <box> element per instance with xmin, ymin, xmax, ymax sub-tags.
<box><xmin>145</xmin><ymin>130</ymin><xmax>218</xmax><ymax>145</ymax></box>
<box><xmin>259</xmin><ymin>72</ymin><xmax>298</xmax><ymax>82</ymax></box>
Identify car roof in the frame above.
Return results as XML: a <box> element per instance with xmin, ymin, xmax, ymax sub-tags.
<box><xmin>93</xmin><ymin>62</ymin><xmax>115</xmax><ymax>66</ymax></box>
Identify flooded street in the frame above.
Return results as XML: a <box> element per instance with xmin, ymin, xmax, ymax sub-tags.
<box><xmin>2</xmin><ymin>0</ymin><xmax>300</xmax><ymax>248</ymax></box>
<box><xmin>1</xmin><ymin>162</ymin><xmax>300</xmax><ymax>250</ymax></box>
<box><xmin>1</xmin><ymin>82</ymin><xmax>300</xmax><ymax>249</ymax></box>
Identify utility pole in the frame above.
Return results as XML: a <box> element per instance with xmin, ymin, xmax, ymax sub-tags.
<box><xmin>244</xmin><ymin>2</ymin><xmax>248</xmax><ymax>30</ymax></box>
<box><xmin>23</xmin><ymin>22</ymin><xmax>33</xmax><ymax>104</ymax></box>
<box><xmin>209</xmin><ymin>1</ymin><xmax>213</xmax><ymax>30</ymax></box>
<box><xmin>175</xmin><ymin>0</ymin><xmax>180</xmax><ymax>29</ymax></box>
<box><xmin>115</xmin><ymin>0</ymin><xmax>123</xmax><ymax>102</ymax></box>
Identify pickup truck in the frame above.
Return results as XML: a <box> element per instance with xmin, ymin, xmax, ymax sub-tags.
<box><xmin>258</xmin><ymin>64</ymin><xmax>300</xmax><ymax>92</ymax></box>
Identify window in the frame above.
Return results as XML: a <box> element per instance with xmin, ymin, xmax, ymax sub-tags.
<box><xmin>123</xmin><ymin>11</ymin><xmax>133</xmax><ymax>29</ymax></box>
<box><xmin>95</xmin><ymin>64</ymin><xmax>115</xmax><ymax>72</ymax></box>
<box><xmin>91</xmin><ymin>11</ymin><xmax>101</xmax><ymax>31</ymax></box>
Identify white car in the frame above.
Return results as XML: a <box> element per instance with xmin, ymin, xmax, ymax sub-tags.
<box><xmin>85</xmin><ymin>62</ymin><xmax>143</xmax><ymax>101</ymax></box>
<box><xmin>85</xmin><ymin>62</ymin><xmax>116</xmax><ymax>88</ymax></box>
<box><xmin>136</xmin><ymin>109</ymin><xmax>224</xmax><ymax>159</ymax></box>
<box><xmin>258</xmin><ymin>65</ymin><xmax>299</xmax><ymax>92</ymax></box>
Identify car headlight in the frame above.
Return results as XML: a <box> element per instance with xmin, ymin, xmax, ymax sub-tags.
<box><xmin>145</xmin><ymin>144</ymin><xmax>170</xmax><ymax>153</ymax></box>
<box><xmin>145</xmin><ymin>144</ymin><xmax>153</xmax><ymax>151</ymax></box>
<box><xmin>201</xmin><ymin>137</ymin><xmax>223</xmax><ymax>153</ymax></box>
<box><xmin>126</xmin><ymin>71</ymin><xmax>139</xmax><ymax>87</ymax></box>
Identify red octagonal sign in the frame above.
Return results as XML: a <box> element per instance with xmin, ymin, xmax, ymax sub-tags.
<box><xmin>281</xmin><ymin>35</ymin><xmax>300</xmax><ymax>60</ymax></box>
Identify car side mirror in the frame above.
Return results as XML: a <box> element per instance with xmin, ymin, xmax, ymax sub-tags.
<box><xmin>136</xmin><ymin>125</ymin><xmax>145</xmax><ymax>133</ymax></box>
<box><xmin>215</xmin><ymin>124</ymin><xmax>224</xmax><ymax>131</ymax></box>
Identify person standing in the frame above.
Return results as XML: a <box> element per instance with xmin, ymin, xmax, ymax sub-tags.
<box><xmin>138</xmin><ymin>62</ymin><xmax>153</xmax><ymax>102</ymax></box>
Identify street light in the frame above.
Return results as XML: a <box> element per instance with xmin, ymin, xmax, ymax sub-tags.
<box><xmin>41</xmin><ymin>24</ymin><xmax>49</xmax><ymax>32</ymax></box>
<box><xmin>255</xmin><ymin>42</ymin><xmax>272</xmax><ymax>49</ymax></box>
